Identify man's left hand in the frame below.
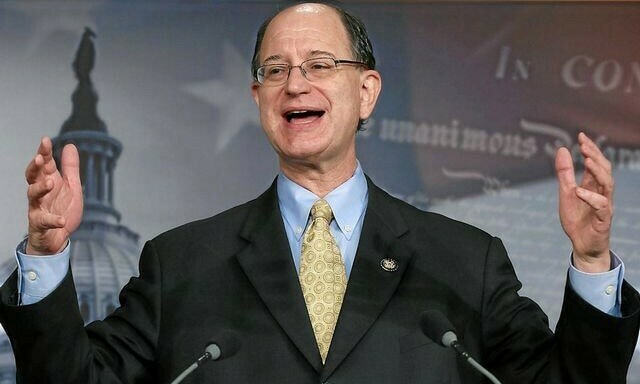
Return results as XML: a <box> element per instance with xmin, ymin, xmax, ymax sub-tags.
<box><xmin>556</xmin><ymin>132</ymin><xmax>613</xmax><ymax>273</ymax></box>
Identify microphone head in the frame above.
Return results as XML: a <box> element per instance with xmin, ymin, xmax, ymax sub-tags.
<box><xmin>419</xmin><ymin>309</ymin><xmax>457</xmax><ymax>347</ymax></box>
<box><xmin>205</xmin><ymin>330</ymin><xmax>241</xmax><ymax>361</ymax></box>
<box><xmin>204</xmin><ymin>344</ymin><xmax>222</xmax><ymax>361</ymax></box>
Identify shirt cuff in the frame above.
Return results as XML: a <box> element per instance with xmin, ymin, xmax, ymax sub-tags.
<box><xmin>568</xmin><ymin>251</ymin><xmax>623</xmax><ymax>317</ymax></box>
<box><xmin>15</xmin><ymin>238</ymin><xmax>70</xmax><ymax>305</ymax></box>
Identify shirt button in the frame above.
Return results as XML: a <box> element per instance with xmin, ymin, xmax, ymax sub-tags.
<box><xmin>27</xmin><ymin>271</ymin><xmax>37</xmax><ymax>281</ymax></box>
<box><xmin>295</xmin><ymin>226</ymin><xmax>303</xmax><ymax>234</ymax></box>
<box><xmin>345</xmin><ymin>225</ymin><xmax>352</xmax><ymax>232</ymax></box>
<box><xmin>605</xmin><ymin>285</ymin><xmax>615</xmax><ymax>295</ymax></box>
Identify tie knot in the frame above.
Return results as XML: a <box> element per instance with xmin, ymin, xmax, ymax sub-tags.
<box><xmin>310</xmin><ymin>199</ymin><xmax>333</xmax><ymax>222</ymax></box>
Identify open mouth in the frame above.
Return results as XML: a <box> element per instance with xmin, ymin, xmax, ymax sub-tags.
<box><xmin>284</xmin><ymin>110</ymin><xmax>325</xmax><ymax>123</ymax></box>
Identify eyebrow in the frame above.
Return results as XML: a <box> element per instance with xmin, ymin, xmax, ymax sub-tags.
<box><xmin>262</xmin><ymin>50</ymin><xmax>337</xmax><ymax>65</ymax></box>
<box><xmin>308</xmin><ymin>50</ymin><xmax>336</xmax><ymax>58</ymax></box>
<box><xmin>262</xmin><ymin>54</ymin><xmax>283</xmax><ymax>64</ymax></box>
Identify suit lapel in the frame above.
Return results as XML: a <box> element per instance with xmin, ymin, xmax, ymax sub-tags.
<box><xmin>233</xmin><ymin>177</ymin><xmax>413</xmax><ymax>378</ymax></box>
<box><xmin>321</xmin><ymin>178</ymin><xmax>413</xmax><ymax>380</ymax></box>
<box><xmin>234</xmin><ymin>181</ymin><xmax>323</xmax><ymax>372</ymax></box>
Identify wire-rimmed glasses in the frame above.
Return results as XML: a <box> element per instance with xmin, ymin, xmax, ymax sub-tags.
<box><xmin>255</xmin><ymin>57</ymin><xmax>367</xmax><ymax>86</ymax></box>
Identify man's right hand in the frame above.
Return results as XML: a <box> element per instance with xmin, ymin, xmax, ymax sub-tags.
<box><xmin>25</xmin><ymin>137</ymin><xmax>83</xmax><ymax>255</ymax></box>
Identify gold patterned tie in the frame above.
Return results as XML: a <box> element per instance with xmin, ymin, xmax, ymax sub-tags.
<box><xmin>299</xmin><ymin>199</ymin><xmax>347</xmax><ymax>363</ymax></box>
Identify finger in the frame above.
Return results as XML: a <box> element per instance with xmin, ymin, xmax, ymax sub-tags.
<box><xmin>25</xmin><ymin>154</ymin><xmax>43</xmax><ymax>184</ymax></box>
<box><xmin>555</xmin><ymin>147</ymin><xmax>576</xmax><ymax>193</ymax></box>
<box><xmin>583</xmin><ymin>157</ymin><xmax>614</xmax><ymax>199</ymax></box>
<box><xmin>578</xmin><ymin>132</ymin><xmax>612</xmax><ymax>174</ymax></box>
<box><xmin>60</xmin><ymin>144</ymin><xmax>80</xmax><ymax>183</ymax></box>
<box><xmin>25</xmin><ymin>137</ymin><xmax>57</xmax><ymax>183</ymax></box>
<box><xmin>36</xmin><ymin>136</ymin><xmax>54</xmax><ymax>162</ymax></box>
<box><xmin>579</xmin><ymin>161</ymin><xmax>598</xmax><ymax>192</ymax></box>
<box><xmin>577</xmin><ymin>132</ymin><xmax>612</xmax><ymax>194</ymax></box>
<box><xmin>28</xmin><ymin>211</ymin><xmax>66</xmax><ymax>230</ymax></box>
<box><xmin>575</xmin><ymin>187</ymin><xmax>611</xmax><ymax>220</ymax></box>
<box><xmin>27</xmin><ymin>178</ymin><xmax>54</xmax><ymax>201</ymax></box>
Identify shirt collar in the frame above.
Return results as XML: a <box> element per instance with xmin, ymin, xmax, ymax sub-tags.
<box><xmin>277</xmin><ymin>162</ymin><xmax>368</xmax><ymax>241</ymax></box>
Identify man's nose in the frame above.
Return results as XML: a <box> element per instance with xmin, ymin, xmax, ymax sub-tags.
<box><xmin>284</xmin><ymin>66</ymin><xmax>312</xmax><ymax>95</ymax></box>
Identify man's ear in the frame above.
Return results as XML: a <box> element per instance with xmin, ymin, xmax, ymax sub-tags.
<box><xmin>359</xmin><ymin>70</ymin><xmax>382</xmax><ymax>120</ymax></box>
<box><xmin>251</xmin><ymin>82</ymin><xmax>260</xmax><ymax>107</ymax></box>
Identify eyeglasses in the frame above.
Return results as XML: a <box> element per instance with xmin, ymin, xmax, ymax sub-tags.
<box><xmin>255</xmin><ymin>57</ymin><xmax>367</xmax><ymax>86</ymax></box>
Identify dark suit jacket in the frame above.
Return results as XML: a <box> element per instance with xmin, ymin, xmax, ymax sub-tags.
<box><xmin>1</xmin><ymin>177</ymin><xmax>639</xmax><ymax>383</ymax></box>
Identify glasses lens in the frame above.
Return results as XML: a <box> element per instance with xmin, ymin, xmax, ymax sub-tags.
<box><xmin>258</xmin><ymin>64</ymin><xmax>289</xmax><ymax>85</ymax></box>
<box><xmin>257</xmin><ymin>58</ymin><xmax>340</xmax><ymax>85</ymax></box>
<box><xmin>302</xmin><ymin>58</ymin><xmax>336</xmax><ymax>81</ymax></box>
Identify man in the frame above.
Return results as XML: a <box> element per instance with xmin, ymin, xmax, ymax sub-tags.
<box><xmin>1</xmin><ymin>3</ymin><xmax>638</xmax><ymax>383</ymax></box>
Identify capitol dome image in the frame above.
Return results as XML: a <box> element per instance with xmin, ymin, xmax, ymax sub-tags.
<box><xmin>0</xmin><ymin>29</ymin><xmax>140</xmax><ymax>382</ymax></box>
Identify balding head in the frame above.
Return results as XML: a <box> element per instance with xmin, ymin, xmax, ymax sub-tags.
<box><xmin>251</xmin><ymin>3</ymin><xmax>376</xmax><ymax>81</ymax></box>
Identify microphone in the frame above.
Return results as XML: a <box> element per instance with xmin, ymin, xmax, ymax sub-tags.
<box><xmin>169</xmin><ymin>331</ymin><xmax>241</xmax><ymax>384</ymax></box>
<box><xmin>419</xmin><ymin>310</ymin><xmax>502</xmax><ymax>384</ymax></box>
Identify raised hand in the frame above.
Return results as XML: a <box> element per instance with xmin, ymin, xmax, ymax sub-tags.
<box><xmin>555</xmin><ymin>132</ymin><xmax>613</xmax><ymax>273</ymax></box>
<box><xmin>25</xmin><ymin>137</ymin><xmax>83</xmax><ymax>255</ymax></box>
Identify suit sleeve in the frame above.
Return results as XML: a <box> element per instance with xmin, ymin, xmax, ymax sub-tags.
<box><xmin>0</xmin><ymin>240</ymin><xmax>162</xmax><ymax>383</ymax></box>
<box><xmin>553</xmin><ymin>279</ymin><xmax>640</xmax><ymax>383</ymax></box>
<box><xmin>480</xmin><ymin>237</ymin><xmax>640</xmax><ymax>384</ymax></box>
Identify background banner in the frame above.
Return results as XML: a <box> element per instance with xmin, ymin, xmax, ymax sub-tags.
<box><xmin>0</xmin><ymin>1</ymin><xmax>638</xmax><ymax>381</ymax></box>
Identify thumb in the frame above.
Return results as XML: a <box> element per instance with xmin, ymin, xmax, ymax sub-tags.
<box><xmin>555</xmin><ymin>147</ymin><xmax>576</xmax><ymax>193</ymax></box>
<box><xmin>60</xmin><ymin>144</ymin><xmax>81</xmax><ymax>185</ymax></box>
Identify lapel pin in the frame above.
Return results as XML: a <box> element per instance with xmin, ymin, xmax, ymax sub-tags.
<box><xmin>380</xmin><ymin>258</ymin><xmax>398</xmax><ymax>272</ymax></box>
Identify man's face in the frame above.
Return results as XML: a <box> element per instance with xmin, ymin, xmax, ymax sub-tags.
<box><xmin>252</xmin><ymin>4</ymin><xmax>380</xmax><ymax>170</ymax></box>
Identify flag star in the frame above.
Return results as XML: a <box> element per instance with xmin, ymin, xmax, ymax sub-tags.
<box><xmin>182</xmin><ymin>41</ymin><xmax>259</xmax><ymax>154</ymax></box>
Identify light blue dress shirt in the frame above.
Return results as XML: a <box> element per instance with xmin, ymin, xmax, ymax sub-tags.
<box><xmin>15</xmin><ymin>162</ymin><xmax>623</xmax><ymax>316</ymax></box>
<box><xmin>277</xmin><ymin>162</ymin><xmax>368</xmax><ymax>278</ymax></box>
<box><xmin>16</xmin><ymin>238</ymin><xmax>70</xmax><ymax>305</ymax></box>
